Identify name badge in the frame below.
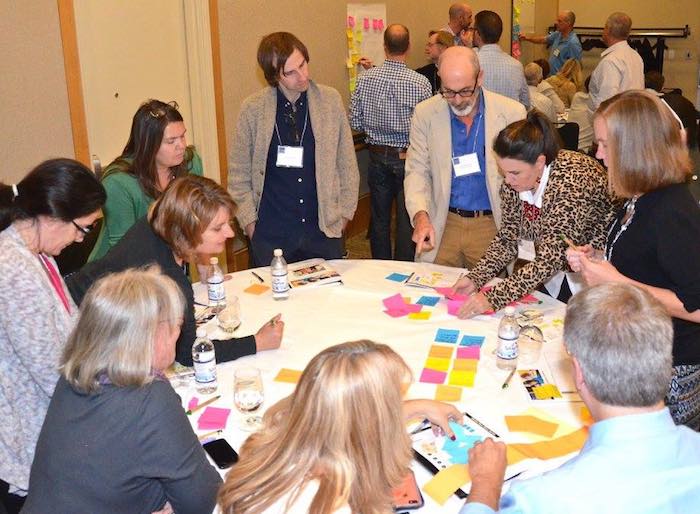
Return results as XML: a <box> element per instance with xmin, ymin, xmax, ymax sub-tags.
<box><xmin>553</xmin><ymin>48</ymin><xmax>560</xmax><ymax>57</ymax></box>
<box><xmin>276</xmin><ymin>146</ymin><xmax>304</xmax><ymax>168</ymax></box>
<box><xmin>517</xmin><ymin>239</ymin><xmax>536</xmax><ymax>262</ymax></box>
<box><xmin>452</xmin><ymin>153</ymin><xmax>481</xmax><ymax>177</ymax></box>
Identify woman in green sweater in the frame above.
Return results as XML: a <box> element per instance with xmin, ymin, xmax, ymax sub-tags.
<box><xmin>88</xmin><ymin>99</ymin><xmax>203</xmax><ymax>261</ymax></box>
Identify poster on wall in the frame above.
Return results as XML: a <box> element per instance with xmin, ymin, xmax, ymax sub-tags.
<box><xmin>346</xmin><ymin>3</ymin><xmax>387</xmax><ymax>92</ymax></box>
<box><xmin>512</xmin><ymin>0</ymin><xmax>536</xmax><ymax>59</ymax></box>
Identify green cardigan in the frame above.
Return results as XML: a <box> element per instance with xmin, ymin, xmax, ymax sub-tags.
<box><xmin>88</xmin><ymin>151</ymin><xmax>203</xmax><ymax>262</ymax></box>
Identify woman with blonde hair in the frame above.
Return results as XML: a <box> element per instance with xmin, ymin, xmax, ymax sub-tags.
<box><xmin>567</xmin><ymin>90</ymin><xmax>700</xmax><ymax>429</ymax></box>
<box><xmin>545</xmin><ymin>58</ymin><xmax>583</xmax><ymax>107</ymax></box>
<box><xmin>22</xmin><ymin>268</ymin><xmax>221</xmax><ymax>513</ymax></box>
<box><xmin>218</xmin><ymin>340</ymin><xmax>461</xmax><ymax>514</ymax></box>
<box><xmin>68</xmin><ymin>175</ymin><xmax>283</xmax><ymax>366</ymax></box>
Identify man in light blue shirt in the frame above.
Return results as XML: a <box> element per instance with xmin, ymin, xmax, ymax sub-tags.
<box><xmin>460</xmin><ymin>283</ymin><xmax>700</xmax><ymax>514</ymax></box>
<box><xmin>519</xmin><ymin>11</ymin><xmax>582</xmax><ymax>75</ymax></box>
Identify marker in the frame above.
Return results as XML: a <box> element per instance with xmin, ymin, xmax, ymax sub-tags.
<box><xmin>186</xmin><ymin>395</ymin><xmax>221</xmax><ymax>415</ymax></box>
<box><xmin>559</xmin><ymin>234</ymin><xmax>575</xmax><ymax>249</ymax></box>
<box><xmin>404</xmin><ymin>272</ymin><xmax>415</xmax><ymax>284</ymax></box>
<box><xmin>501</xmin><ymin>368</ymin><xmax>517</xmax><ymax>390</ymax></box>
<box><xmin>251</xmin><ymin>271</ymin><xmax>264</xmax><ymax>283</ymax></box>
<box><xmin>198</xmin><ymin>429</ymin><xmax>222</xmax><ymax>441</ymax></box>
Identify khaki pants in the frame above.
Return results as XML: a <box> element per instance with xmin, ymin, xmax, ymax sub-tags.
<box><xmin>434</xmin><ymin>212</ymin><xmax>497</xmax><ymax>269</ymax></box>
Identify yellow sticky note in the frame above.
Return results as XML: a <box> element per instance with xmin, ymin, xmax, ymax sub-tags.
<box><xmin>349</xmin><ymin>78</ymin><xmax>356</xmax><ymax>92</ymax></box>
<box><xmin>409</xmin><ymin>311</ymin><xmax>431</xmax><ymax>320</ymax></box>
<box><xmin>244</xmin><ymin>283</ymin><xmax>269</xmax><ymax>295</ymax></box>
<box><xmin>448</xmin><ymin>369</ymin><xmax>475</xmax><ymax>387</ymax></box>
<box><xmin>355</xmin><ymin>29</ymin><xmax>363</xmax><ymax>42</ymax></box>
<box><xmin>345</xmin><ymin>57</ymin><xmax>353</xmax><ymax>69</ymax></box>
<box><xmin>274</xmin><ymin>368</ymin><xmax>303</xmax><ymax>384</ymax></box>
<box><xmin>425</xmin><ymin>357</ymin><xmax>451</xmax><ymax>372</ymax></box>
<box><xmin>345</xmin><ymin>28</ymin><xmax>353</xmax><ymax>39</ymax></box>
<box><xmin>452</xmin><ymin>359</ymin><xmax>478</xmax><ymax>371</ymax></box>
<box><xmin>429</xmin><ymin>345</ymin><xmax>454</xmax><ymax>359</ymax></box>
<box><xmin>423</xmin><ymin>464</ymin><xmax>470</xmax><ymax>505</ymax></box>
<box><xmin>435</xmin><ymin>384</ymin><xmax>462</xmax><ymax>402</ymax></box>
<box><xmin>505</xmin><ymin>415</ymin><xmax>559</xmax><ymax>438</ymax></box>
<box><xmin>532</xmin><ymin>384</ymin><xmax>562</xmax><ymax>399</ymax></box>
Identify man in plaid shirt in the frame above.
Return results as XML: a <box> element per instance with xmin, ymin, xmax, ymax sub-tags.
<box><xmin>350</xmin><ymin>24</ymin><xmax>431</xmax><ymax>261</ymax></box>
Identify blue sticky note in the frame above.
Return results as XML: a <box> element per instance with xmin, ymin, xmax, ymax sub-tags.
<box><xmin>435</xmin><ymin>328</ymin><xmax>460</xmax><ymax>344</ymax></box>
<box><xmin>386</xmin><ymin>272</ymin><xmax>410</xmax><ymax>282</ymax></box>
<box><xmin>459</xmin><ymin>335</ymin><xmax>485</xmax><ymax>347</ymax></box>
<box><xmin>417</xmin><ymin>295</ymin><xmax>440</xmax><ymax>307</ymax></box>
<box><xmin>441</xmin><ymin>421</ymin><xmax>483</xmax><ymax>464</ymax></box>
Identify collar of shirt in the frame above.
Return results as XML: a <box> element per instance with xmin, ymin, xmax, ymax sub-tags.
<box><xmin>478</xmin><ymin>43</ymin><xmax>502</xmax><ymax>54</ymax></box>
<box><xmin>275</xmin><ymin>88</ymin><xmax>308</xmax><ymax>146</ymax></box>
<box><xmin>519</xmin><ymin>162</ymin><xmax>552</xmax><ymax>208</ymax></box>
<box><xmin>601</xmin><ymin>40</ymin><xmax>629</xmax><ymax>58</ymax></box>
<box><xmin>381</xmin><ymin>58</ymin><xmax>407</xmax><ymax>69</ymax></box>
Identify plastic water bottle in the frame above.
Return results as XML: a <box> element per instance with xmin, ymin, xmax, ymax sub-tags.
<box><xmin>496</xmin><ymin>306</ymin><xmax>519</xmax><ymax>370</ymax></box>
<box><xmin>206</xmin><ymin>257</ymin><xmax>226</xmax><ymax>311</ymax></box>
<box><xmin>270</xmin><ymin>248</ymin><xmax>289</xmax><ymax>301</ymax></box>
<box><xmin>192</xmin><ymin>327</ymin><xmax>217</xmax><ymax>394</ymax></box>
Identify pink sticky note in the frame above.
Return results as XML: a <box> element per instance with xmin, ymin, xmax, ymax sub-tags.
<box><xmin>420</xmin><ymin>368</ymin><xmax>447</xmax><ymax>384</ymax></box>
<box><xmin>383</xmin><ymin>294</ymin><xmax>422</xmax><ymax>316</ymax></box>
<box><xmin>197</xmin><ymin>406</ymin><xmax>231</xmax><ymax>430</ymax></box>
<box><xmin>384</xmin><ymin>309</ymin><xmax>407</xmax><ymax>318</ymax></box>
<box><xmin>378</xmin><ymin>19</ymin><xmax>385</xmax><ymax>30</ymax></box>
<box><xmin>457</xmin><ymin>346</ymin><xmax>481</xmax><ymax>359</ymax></box>
<box><xmin>405</xmin><ymin>303</ymin><xmax>423</xmax><ymax>313</ymax></box>
<box><xmin>347</xmin><ymin>15</ymin><xmax>355</xmax><ymax>28</ymax></box>
<box><xmin>372</xmin><ymin>19</ymin><xmax>378</xmax><ymax>30</ymax></box>
<box><xmin>435</xmin><ymin>287</ymin><xmax>468</xmax><ymax>301</ymax></box>
<box><xmin>383</xmin><ymin>293</ymin><xmax>407</xmax><ymax>310</ymax></box>
<box><xmin>187</xmin><ymin>397</ymin><xmax>199</xmax><ymax>411</ymax></box>
<box><xmin>519</xmin><ymin>293</ymin><xmax>540</xmax><ymax>304</ymax></box>
<box><xmin>363</xmin><ymin>17</ymin><xmax>370</xmax><ymax>30</ymax></box>
<box><xmin>447</xmin><ymin>298</ymin><xmax>466</xmax><ymax>316</ymax></box>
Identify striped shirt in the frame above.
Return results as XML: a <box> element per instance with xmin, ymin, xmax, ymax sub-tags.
<box><xmin>476</xmin><ymin>44</ymin><xmax>530</xmax><ymax>108</ymax></box>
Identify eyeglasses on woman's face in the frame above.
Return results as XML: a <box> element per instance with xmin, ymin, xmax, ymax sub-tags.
<box><xmin>72</xmin><ymin>219</ymin><xmax>97</xmax><ymax>235</ymax></box>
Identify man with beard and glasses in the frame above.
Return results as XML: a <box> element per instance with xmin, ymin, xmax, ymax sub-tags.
<box><xmin>404</xmin><ymin>46</ymin><xmax>525</xmax><ymax>266</ymax></box>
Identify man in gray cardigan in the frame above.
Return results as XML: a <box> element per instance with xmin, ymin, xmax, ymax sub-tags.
<box><xmin>229</xmin><ymin>32</ymin><xmax>359</xmax><ymax>266</ymax></box>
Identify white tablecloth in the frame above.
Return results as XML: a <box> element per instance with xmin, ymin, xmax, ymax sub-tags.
<box><xmin>183</xmin><ymin>259</ymin><xmax>583</xmax><ymax>513</ymax></box>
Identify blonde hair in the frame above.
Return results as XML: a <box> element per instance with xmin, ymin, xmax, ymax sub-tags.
<box><xmin>596</xmin><ymin>90</ymin><xmax>692</xmax><ymax>197</ymax></box>
<box><xmin>218</xmin><ymin>340</ymin><xmax>413</xmax><ymax>514</ymax></box>
<box><xmin>61</xmin><ymin>267</ymin><xmax>184</xmax><ymax>393</ymax></box>
<box><xmin>557</xmin><ymin>58</ymin><xmax>583</xmax><ymax>91</ymax></box>
<box><xmin>149</xmin><ymin>175</ymin><xmax>236</xmax><ymax>261</ymax></box>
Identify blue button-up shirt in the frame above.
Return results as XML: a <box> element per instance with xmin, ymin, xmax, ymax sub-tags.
<box><xmin>449</xmin><ymin>92</ymin><xmax>491</xmax><ymax>211</ymax></box>
<box><xmin>545</xmin><ymin>31</ymin><xmax>582</xmax><ymax>74</ymax></box>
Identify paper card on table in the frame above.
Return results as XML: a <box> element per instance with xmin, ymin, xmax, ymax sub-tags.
<box><xmin>429</xmin><ymin>345</ymin><xmax>454</xmax><ymax>359</ymax></box>
<box><xmin>188</xmin><ymin>397</ymin><xmax>199</xmax><ymax>411</ymax></box>
<box><xmin>435</xmin><ymin>384</ymin><xmax>462</xmax><ymax>402</ymax></box>
<box><xmin>448</xmin><ymin>369</ymin><xmax>476</xmax><ymax>387</ymax></box>
<box><xmin>579</xmin><ymin>406</ymin><xmax>594</xmax><ymax>427</ymax></box>
<box><xmin>532</xmin><ymin>383</ymin><xmax>562</xmax><ymax>399</ymax></box>
<box><xmin>274</xmin><ymin>368</ymin><xmax>303</xmax><ymax>384</ymax></box>
<box><xmin>456</xmin><ymin>345</ymin><xmax>480</xmax><ymax>359</ymax></box>
<box><xmin>452</xmin><ymin>358</ymin><xmax>478</xmax><ymax>371</ymax></box>
<box><xmin>446</xmin><ymin>298</ymin><xmax>465</xmax><ymax>316</ymax></box>
<box><xmin>425</xmin><ymin>357</ymin><xmax>451</xmax><ymax>372</ymax></box>
<box><xmin>417</xmin><ymin>295</ymin><xmax>440</xmax><ymax>307</ymax></box>
<box><xmin>459</xmin><ymin>335</ymin><xmax>485</xmax><ymax>347</ymax></box>
<box><xmin>509</xmin><ymin>427</ymin><xmax>587</xmax><ymax>460</ymax></box>
<box><xmin>434</xmin><ymin>287</ymin><xmax>468</xmax><ymax>301</ymax></box>
<box><xmin>420</xmin><ymin>368</ymin><xmax>447</xmax><ymax>384</ymax></box>
<box><xmin>409</xmin><ymin>311</ymin><xmax>432</xmax><ymax>320</ymax></box>
<box><xmin>435</xmin><ymin>328</ymin><xmax>460</xmax><ymax>344</ymax></box>
<box><xmin>505</xmin><ymin>415</ymin><xmax>559</xmax><ymax>438</ymax></box>
<box><xmin>197</xmin><ymin>407</ymin><xmax>231</xmax><ymax>431</ymax></box>
<box><xmin>423</xmin><ymin>464</ymin><xmax>470</xmax><ymax>505</ymax></box>
<box><xmin>244</xmin><ymin>283</ymin><xmax>269</xmax><ymax>295</ymax></box>
<box><xmin>386</xmin><ymin>272</ymin><xmax>410</xmax><ymax>282</ymax></box>
<box><xmin>382</xmin><ymin>293</ymin><xmax>408</xmax><ymax>311</ymax></box>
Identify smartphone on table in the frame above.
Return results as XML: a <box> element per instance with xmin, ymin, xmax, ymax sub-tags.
<box><xmin>203</xmin><ymin>438</ymin><xmax>239</xmax><ymax>469</ymax></box>
<box><xmin>392</xmin><ymin>470</ymin><xmax>424</xmax><ymax>511</ymax></box>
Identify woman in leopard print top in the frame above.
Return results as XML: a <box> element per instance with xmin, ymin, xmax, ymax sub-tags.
<box><xmin>453</xmin><ymin>110</ymin><xmax>616</xmax><ymax>316</ymax></box>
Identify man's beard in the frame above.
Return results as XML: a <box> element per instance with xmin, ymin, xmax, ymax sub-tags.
<box><xmin>449</xmin><ymin>102</ymin><xmax>475</xmax><ymax>116</ymax></box>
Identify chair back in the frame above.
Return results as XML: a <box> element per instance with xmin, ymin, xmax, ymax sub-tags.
<box><xmin>556</xmin><ymin>122</ymin><xmax>580</xmax><ymax>151</ymax></box>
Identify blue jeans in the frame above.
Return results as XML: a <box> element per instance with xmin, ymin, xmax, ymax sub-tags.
<box><xmin>367</xmin><ymin>151</ymin><xmax>415</xmax><ymax>261</ymax></box>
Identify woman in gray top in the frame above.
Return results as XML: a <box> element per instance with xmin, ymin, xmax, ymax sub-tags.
<box><xmin>22</xmin><ymin>268</ymin><xmax>221</xmax><ymax>514</ymax></box>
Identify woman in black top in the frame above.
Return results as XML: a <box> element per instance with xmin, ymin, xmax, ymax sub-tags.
<box><xmin>567</xmin><ymin>90</ymin><xmax>700</xmax><ymax>429</ymax></box>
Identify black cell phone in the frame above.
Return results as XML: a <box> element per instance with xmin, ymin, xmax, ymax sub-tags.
<box><xmin>203</xmin><ymin>438</ymin><xmax>239</xmax><ymax>469</ymax></box>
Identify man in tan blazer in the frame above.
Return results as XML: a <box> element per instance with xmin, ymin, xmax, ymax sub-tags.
<box><xmin>405</xmin><ymin>46</ymin><xmax>526</xmax><ymax>266</ymax></box>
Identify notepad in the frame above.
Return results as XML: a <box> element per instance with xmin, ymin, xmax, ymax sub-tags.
<box><xmin>197</xmin><ymin>407</ymin><xmax>231</xmax><ymax>430</ymax></box>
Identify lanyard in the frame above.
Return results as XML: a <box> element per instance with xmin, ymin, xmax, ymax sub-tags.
<box><xmin>451</xmin><ymin>110</ymin><xmax>483</xmax><ymax>158</ymax></box>
<box><xmin>274</xmin><ymin>105</ymin><xmax>309</xmax><ymax>147</ymax></box>
<box><xmin>38</xmin><ymin>254</ymin><xmax>71</xmax><ymax>314</ymax></box>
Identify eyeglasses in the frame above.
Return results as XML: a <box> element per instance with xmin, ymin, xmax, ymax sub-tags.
<box><xmin>148</xmin><ymin>100</ymin><xmax>179</xmax><ymax>119</ymax></box>
<box><xmin>72</xmin><ymin>220</ymin><xmax>97</xmax><ymax>235</ymax></box>
<box><xmin>439</xmin><ymin>84</ymin><xmax>479</xmax><ymax>99</ymax></box>
<box><xmin>283</xmin><ymin>109</ymin><xmax>301</xmax><ymax>144</ymax></box>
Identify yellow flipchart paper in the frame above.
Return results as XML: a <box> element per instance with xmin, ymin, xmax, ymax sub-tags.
<box><xmin>423</xmin><ymin>464</ymin><xmax>470</xmax><ymax>505</ymax></box>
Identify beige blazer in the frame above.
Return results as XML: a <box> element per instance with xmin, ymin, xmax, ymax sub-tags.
<box><xmin>404</xmin><ymin>89</ymin><xmax>527</xmax><ymax>263</ymax></box>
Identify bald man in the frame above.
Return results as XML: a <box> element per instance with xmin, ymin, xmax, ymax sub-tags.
<box><xmin>404</xmin><ymin>46</ymin><xmax>526</xmax><ymax>266</ymax></box>
<box><xmin>443</xmin><ymin>3</ymin><xmax>473</xmax><ymax>46</ymax></box>
<box><xmin>519</xmin><ymin>11</ymin><xmax>582</xmax><ymax>74</ymax></box>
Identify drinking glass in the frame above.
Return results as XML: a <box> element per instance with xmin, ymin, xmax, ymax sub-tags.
<box><xmin>217</xmin><ymin>297</ymin><xmax>241</xmax><ymax>334</ymax></box>
<box><xmin>233</xmin><ymin>368</ymin><xmax>264</xmax><ymax>431</ymax></box>
<box><xmin>519</xmin><ymin>325</ymin><xmax>545</xmax><ymax>366</ymax></box>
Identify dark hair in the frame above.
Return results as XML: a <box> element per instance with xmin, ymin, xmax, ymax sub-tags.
<box><xmin>534</xmin><ymin>58</ymin><xmax>550</xmax><ymax>78</ymax></box>
<box><xmin>257</xmin><ymin>32</ymin><xmax>310</xmax><ymax>87</ymax></box>
<box><xmin>493</xmin><ymin>110</ymin><xmax>561</xmax><ymax>165</ymax></box>
<box><xmin>644</xmin><ymin>70</ymin><xmax>664</xmax><ymax>92</ymax></box>
<box><xmin>474</xmin><ymin>11</ymin><xmax>503</xmax><ymax>44</ymax></box>
<box><xmin>105</xmin><ymin>99</ymin><xmax>195</xmax><ymax>200</ymax></box>
<box><xmin>0</xmin><ymin>158</ymin><xmax>106</xmax><ymax>231</ymax></box>
<box><xmin>384</xmin><ymin>24</ymin><xmax>410</xmax><ymax>55</ymax></box>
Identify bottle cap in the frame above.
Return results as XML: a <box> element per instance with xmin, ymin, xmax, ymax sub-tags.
<box><xmin>273</xmin><ymin>248</ymin><xmax>283</xmax><ymax>256</ymax></box>
<box><xmin>209</xmin><ymin>257</ymin><xmax>218</xmax><ymax>265</ymax></box>
<box><xmin>504</xmin><ymin>306</ymin><xmax>516</xmax><ymax>316</ymax></box>
<box><xmin>196</xmin><ymin>327</ymin><xmax>207</xmax><ymax>338</ymax></box>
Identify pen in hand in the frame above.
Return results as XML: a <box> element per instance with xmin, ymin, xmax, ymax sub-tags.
<box><xmin>559</xmin><ymin>234</ymin><xmax>576</xmax><ymax>249</ymax></box>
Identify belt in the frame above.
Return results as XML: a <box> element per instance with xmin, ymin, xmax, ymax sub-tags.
<box><xmin>367</xmin><ymin>144</ymin><xmax>407</xmax><ymax>158</ymax></box>
<box><xmin>448</xmin><ymin>207</ymin><xmax>493</xmax><ymax>218</ymax></box>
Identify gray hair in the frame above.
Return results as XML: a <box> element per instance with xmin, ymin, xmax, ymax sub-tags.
<box><xmin>61</xmin><ymin>267</ymin><xmax>185</xmax><ymax>393</ymax></box>
<box><xmin>564</xmin><ymin>283</ymin><xmax>673</xmax><ymax>407</ymax></box>
<box><xmin>606</xmin><ymin>12</ymin><xmax>632</xmax><ymax>40</ymax></box>
<box><xmin>524</xmin><ymin>62</ymin><xmax>543</xmax><ymax>85</ymax></box>
<box><xmin>563</xmin><ymin>10</ymin><xmax>575</xmax><ymax>26</ymax></box>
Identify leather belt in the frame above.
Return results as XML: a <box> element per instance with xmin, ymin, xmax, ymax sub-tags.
<box><xmin>448</xmin><ymin>207</ymin><xmax>493</xmax><ymax>218</ymax></box>
<box><xmin>367</xmin><ymin>144</ymin><xmax>407</xmax><ymax>158</ymax></box>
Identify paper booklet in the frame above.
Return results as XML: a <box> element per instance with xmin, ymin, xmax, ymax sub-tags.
<box><xmin>405</xmin><ymin>270</ymin><xmax>461</xmax><ymax>289</ymax></box>
<box><xmin>287</xmin><ymin>258</ymin><xmax>342</xmax><ymax>289</ymax></box>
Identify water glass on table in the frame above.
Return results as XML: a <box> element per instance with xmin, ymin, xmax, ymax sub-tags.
<box><xmin>234</xmin><ymin>367</ymin><xmax>264</xmax><ymax>431</ymax></box>
<box><xmin>217</xmin><ymin>296</ymin><xmax>241</xmax><ymax>333</ymax></box>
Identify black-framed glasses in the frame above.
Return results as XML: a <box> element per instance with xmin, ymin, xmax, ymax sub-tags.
<box><xmin>439</xmin><ymin>84</ymin><xmax>479</xmax><ymax>99</ymax></box>
<box><xmin>283</xmin><ymin>110</ymin><xmax>301</xmax><ymax>144</ymax></box>
<box><xmin>72</xmin><ymin>220</ymin><xmax>97</xmax><ymax>235</ymax></box>
<box><xmin>148</xmin><ymin>100</ymin><xmax>179</xmax><ymax>119</ymax></box>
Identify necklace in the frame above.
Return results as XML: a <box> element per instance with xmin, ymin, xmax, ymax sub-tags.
<box><xmin>605</xmin><ymin>196</ymin><xmax>639</xmax><ymax>261</ymax></box>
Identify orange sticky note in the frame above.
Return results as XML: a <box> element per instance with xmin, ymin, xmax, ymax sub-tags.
<box><xmin>448</xmin><ymin>369</ymin><xmax>475</xmax><ymax>387</ymax></box>
<box><xmin>244</xmin><ymin>283</ymin><xmax>269</xmax><ymax>295</ymax></box>
<box><xmin>510</xmin><ymin>427</ymin><xmax>588</xmax><ymax>460</ymax></box>
<box><xmin>452</xmin><ymin>359</ymin><xmax>478</xmax><ymax>371</ymax></box>
<box><xmin>429</xmin><ymin>345</ymin><xmax>454</xmax><ymax>359</ymax></box>
<box><xmin>435</xmin><ymin>384</ymin><xmax>462</xmax><ymax>402</ymax></box>
<box><xmin>409</xmin><ymin>311</ymin><xmax>432</xmax><ymax>320</ymax></box>
<box><xmin>579</xmin><ymin>406</ymin><xmax>594</xmax><ymax>427</ymax></box>
<box><xmin>274</xmin><ymin>368</ymin><xmax>302</xmax><ymax>384</ymax></box>
<box><xmin>425</xmin><ymin>357</ymin><xmax>451</xmax><ymax>372</ymax></box>
<box><xmin>505</xmin><ymin>415</ymin><xmax>559</xmax><ymax>438</ymax></box>
<box><xmin>423</xmin><ymin>464</ymin><xmax>470</xmax><ymax>505</ymax></box>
